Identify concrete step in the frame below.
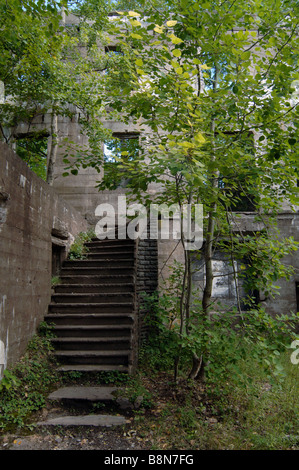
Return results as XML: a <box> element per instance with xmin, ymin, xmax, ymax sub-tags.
<box><xmin>51</xmin><ymin>293</ymin><xmax>134</xmax><ymax>304</ymax></box>
<box><xmin>63</xmin><ymin>259</ymin><xmax>134</xmax><ymax>268</ymax></box>
<box><xmin>57</xmin><ymin>364</ymin><xmax>129</xmax><ymax>372</ymax></box>
<box><xmin>51</xmin><ymin>337</ymin><xmax>131</xmax><ymax>351</ymax></box>
<box><xmin>54</xmin><ymin>350</ymin><xmax>131</xmax><ymax>365</ymax></box>
<box><xmin>54</xmin><ymin>283</ymin><xmax>134</xmax><ymax>294</ymax></box>
<box><xmin>45</xmin><ymin>313</ymin><xmax>134</xmax><ymax>326</ymax></box>
<box><xmin>52</xmin><ymin>324</ymin><xmax>133</xmax><ymax>338</ymax></box>
<box><xmin>47</xmin><ymin>235</ymin><xmax>136</xmax><ymax>373</ymax></box>
<box><xmin>48</xmin><ymin>386</ymin><xmax>118</xmax><ymax>402</ymax></box>
<box><xmin>37</xmin><ymin>414</ymin><xmax>129</xmax><ymax>427</ymax></box>
<box><xmin>86</xmin><ymin>245</ymin><xmax>135</xmax><ymax>253</ymax></box>
<box><xmin>86</xmin><ymin>239</ymin><xmax>134</xmax><ymax>247</ymax></box>
<box><xmin>49</xmin><ymin>302</ymin><xmax>134</xmax><ymax>314</ymax></box>
<box><xmin>59</xmin><ymin>275</ymin><xmax>135</xmax><ymax>285</ymax></box>
<box><xmin>87</xmin><ymin>251</ymin><xmax>134</xmax><ymax>259</ymax></box>
<box><xmin>60</xmin><ymin>266</ymin><xmax>135</xmax><ymax>276</ymax></box>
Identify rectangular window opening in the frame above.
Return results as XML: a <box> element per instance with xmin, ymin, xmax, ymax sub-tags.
<box><xmin>51</xmin><ymin>244</ymin><xmax>66</xmax><ymax>278</ymax></box>
<box><xmin>104</xmin><ymin>45</ymin><xmax>123</xmax><ymax>55</ymax></box>
<box><xmin>15</xmin><ymin>132</ymin><xmax>49</xmax><ymax>181</ymax></box>
<box><xmin>104</xmin><ymin>132</ymin><xmax>140</xmax><ymax>163</ymax></box>
<box><xmin>216</xmin><ymin>131</ymin><xmax>257</xmax><ymax>212</ymax></box>
<box><xmin>103</xmin><ymin>132</ymin><xmax>140</xmax><ymax>189</ymax></box>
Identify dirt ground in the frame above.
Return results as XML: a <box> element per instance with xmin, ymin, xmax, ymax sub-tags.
<box><xmin>0</xmin><ymin>405</ymin><xmax>153</xmax><ymax>451</ymax></box>
<box><xmin>0</xmin><ymin>394</ymin><xmax>151</xmax><ymax>451</ymax></box>
<box><xmin>0</xmin><ymin>372</ymin><xmax>204</xmax><ymax>451</ymax></box>
<box><xmin>1</xmin><ymin>427</ymin><xmax>149</xmax><ymax>451</ymax></box>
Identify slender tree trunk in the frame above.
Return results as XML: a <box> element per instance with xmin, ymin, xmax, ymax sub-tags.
<box><xmin>191</xmin><ymin>64</ymin><xmax>220</xmax><ymax>381</ymax></box>
<box><xmin>174</xmin><ymin>195</ymin><xmax>188</xmax><ymax>383</ymax></box>
<box><xmin>177</xmin><ymin>188</ymin><xmax>201</xmax><ymax>382</ymax></box>
<box><xmin>47</xmin><ymin>106</ymin><xmax>58</xmax><ymax>185</ymax></box>
<box><xmin>226</xmin><ymin>211</ymin><xmax>243</xmax><ymax>318</ymax></box>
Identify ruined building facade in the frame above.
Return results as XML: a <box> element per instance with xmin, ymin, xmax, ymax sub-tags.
<box><xmin>0</xmin><ymin>13</ymin><xmax>298</xmax><ymax>375</ymax></box>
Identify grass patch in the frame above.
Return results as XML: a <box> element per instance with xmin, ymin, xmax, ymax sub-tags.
<box><xmin>0</xmin><ymin>319</ymin><xmax>297</xmax><ymax>450</ymax></box>
<box><xmin>131</xmin><ymin>349</ymin><xmax>299</xmax><ymax>450</ymax></box>
<box><xmin>60</xmin><ymin>370</ymin><xmax>130</xmax><ymax>387</ymax></box>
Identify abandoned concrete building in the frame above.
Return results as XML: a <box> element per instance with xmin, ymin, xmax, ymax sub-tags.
<box><xmin>0</xmin><ymin>12</ymin><xmax>298</xmax><ymax>380</ymax></box>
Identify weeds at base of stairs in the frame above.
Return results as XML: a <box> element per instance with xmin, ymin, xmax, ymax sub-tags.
<box><xmin>1</xmin><ymin>323</ymin><xmax>298</xmax><ymax>451</ymax></box>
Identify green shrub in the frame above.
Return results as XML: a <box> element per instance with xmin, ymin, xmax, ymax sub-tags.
<box><xmin>68</xmin><ymin>229</ymin><xmax>96</xmax><ymax>260</ymax></box>
<box><xmin>0</xmin><ymin>325</ymin><xmax>59</xmax><ymax>432</ymax></box>
<box><xmin>51</xmin><ymin>276</ymin><xmax>61</xmax><ymax>287</ymax></box>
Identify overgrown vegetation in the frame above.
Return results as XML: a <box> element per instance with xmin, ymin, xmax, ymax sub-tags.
<box><xmin>139</xmin><ymin>261</ymin><xmax>299</xmax><ymax>385</ymax></box>
<box><xmin>51</xmin><ymin>276</ymin><xmax>61</xmax><ymax>287</ymax></box>
<box><xmin>132</xmin><ymin>352</ymin><xmax>299</xmax><ymax>450</ymax></box>
<box><xmin>16</xmin><ymin>133</ymin><xmax>49</xmax><ymax>181</ymax></box>
<box><xmin>0</xmin><ymin>322</ymin><xmax>59</xmax><ymax>432</ymax></box>
<box><xmin>93</xmin><ymin>2</ymin><xmax>299</xmax><ymax>381</ymax></box>
<box><xmin>68</xmin><ymin>229</ymin><xmax>96</xmax><ymax>260</ymax></box>
<box><xmin>0</xmin><ymin>313</ymin><xmax>297</xmax><ymax>450</ymax></box>
<box><xmin>131</xmin><ymin>325</ymin><xmax>299</xmax><ymax>450</ymax></box>
<box><xmin>128</xmin><ymin>263</ymin><xmax>299</xmax><ymax>450</ymax></box>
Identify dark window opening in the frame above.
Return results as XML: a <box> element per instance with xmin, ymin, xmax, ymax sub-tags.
<box><xmin>241</xmin><ymin>287</ymin><xmax>260</xmax><ymax>310</ymax></box>
<box><xmin>104</xmin><ymin>45</ymin><xmax>126</xmax><ymax>84</ymax></box>
<box><xmin>226</xmin><ymin>187</ymin><xmax>257</xmax><ymax>212</ymax></box>
<box><xmin>104</xmin><ymin>132</ymin><xmax>140</xmax><ymax>162</ymax></box>
<box><xmin>105</xmin><ymin>45</ymin><xmax>123</xmax><ymax>55</ymax></box>
<box><xmin>215</xmin><ymin>132</ymin><xmax>258</xmax><ymax>212</ymax></box>
<box><xmin>15</xmin><ymin>132</ymin><xmax>49</xmax><ymax>181</ymax></box>
<box><xmin>52</xmin><ymin>244</ymin><xmax>65</xmax><ymax>278</ymax></box>
<box><xmin>103</xmin><ymin>133</ymin><xmax>140</xmax><ymax>189</ymax></box>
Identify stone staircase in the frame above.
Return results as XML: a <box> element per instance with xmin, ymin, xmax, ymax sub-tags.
<box><xmin>39</xmin><ymin>235</ymin><xmax>141</xmax><ymax>429</ymax></box>
<box><xmin>45</xmin><ymin>236</ymin><xmax>137</xmax><ymax>375</ymax></box>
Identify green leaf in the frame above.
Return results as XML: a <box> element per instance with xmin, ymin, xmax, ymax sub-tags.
<box><xmin>154</xmin><ymin>25</ymin><xmax>164</xmax><ymax>34</ymax></box>
<box><xmin>241</xmin><ymin>51</ymin><xmax>251</xmax><ymax>61</ymax></box>
<box><xmin>130</xmin><ymin>33</ymin><xmax>143</xmax><ymax>40</ymax></box>
<box><xmin>128</xmin><ymin>11</ymin><xmax>141</xmax><ymax>17</ymax></box>
<box><xmin>130</xmin><ymin>19</ymin><xmax>142</xmax><ymax>27</ymax></box>
<box><xmin>172</xmin><ymin>49</ymin><xmax>182</xmax><ymax>57</ymax></box>
<box><xmin>168</xmin><ymin>34</ymin><xmax>183</xmax><ymax>45</ymax></box>
<box><xmin>166</xmin><ymin>20</ymin><xmax>178</xmax><ymax>27</ymax></box>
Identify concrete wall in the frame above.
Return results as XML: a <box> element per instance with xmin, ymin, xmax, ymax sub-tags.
<box><xmin>0</xmin><ymin>143</ymin><xmax>87</xmax><ymax>377</ymax></box>
<box><xmin>190</xmin><ymin>212</ymin><xmax>299</xmax><ymax>316</ymax></box>
<box><xmin>261</xmin><ymin>213</ymin><xmax>299</xmax><ymax>315</ymax></box>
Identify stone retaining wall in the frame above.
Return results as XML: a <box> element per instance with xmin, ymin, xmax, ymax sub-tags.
<box><xmin>0</xmin><ymin>143</ymin><xmax>87</xmax><ymax>377</ymax></box>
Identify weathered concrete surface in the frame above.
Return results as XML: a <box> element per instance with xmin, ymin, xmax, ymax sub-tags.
<box><xmin>261</xmin><ymin>212</ymin><xmax>299</xmax><ymax>316</ymax></box>
<box><xmin>191</xmin><ymin>212</ymin><xmax>299</xmax><ymax>316</ymax></box>
<box><xmin>37</xmin><ymin>414</ymin><xmax>129</xmax><ymax>427</ymax></box>
<box><xmin>48</xmin><ymin>386</ymin><xmax>119</xmax><ymax>402</ymax></box>
<box><xmin>0</xmin><ymin>143</ymin><xmax>88</xmax><ymax>377</ymax></box>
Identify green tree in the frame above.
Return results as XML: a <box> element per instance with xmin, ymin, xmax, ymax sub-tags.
<box><xmin>0</xmin><ymin>0</ymin><xmax>114</xmax><ymax>182</ymax></box>
<box><xmin>0</xmin><ymin>0</ymin><xmax>67</xmax><ymax>179</ymax></box>
<box><xmin>95</xmin><ymin>1</ymin><xmax>299</xmax><ymax>380</ymax></box>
